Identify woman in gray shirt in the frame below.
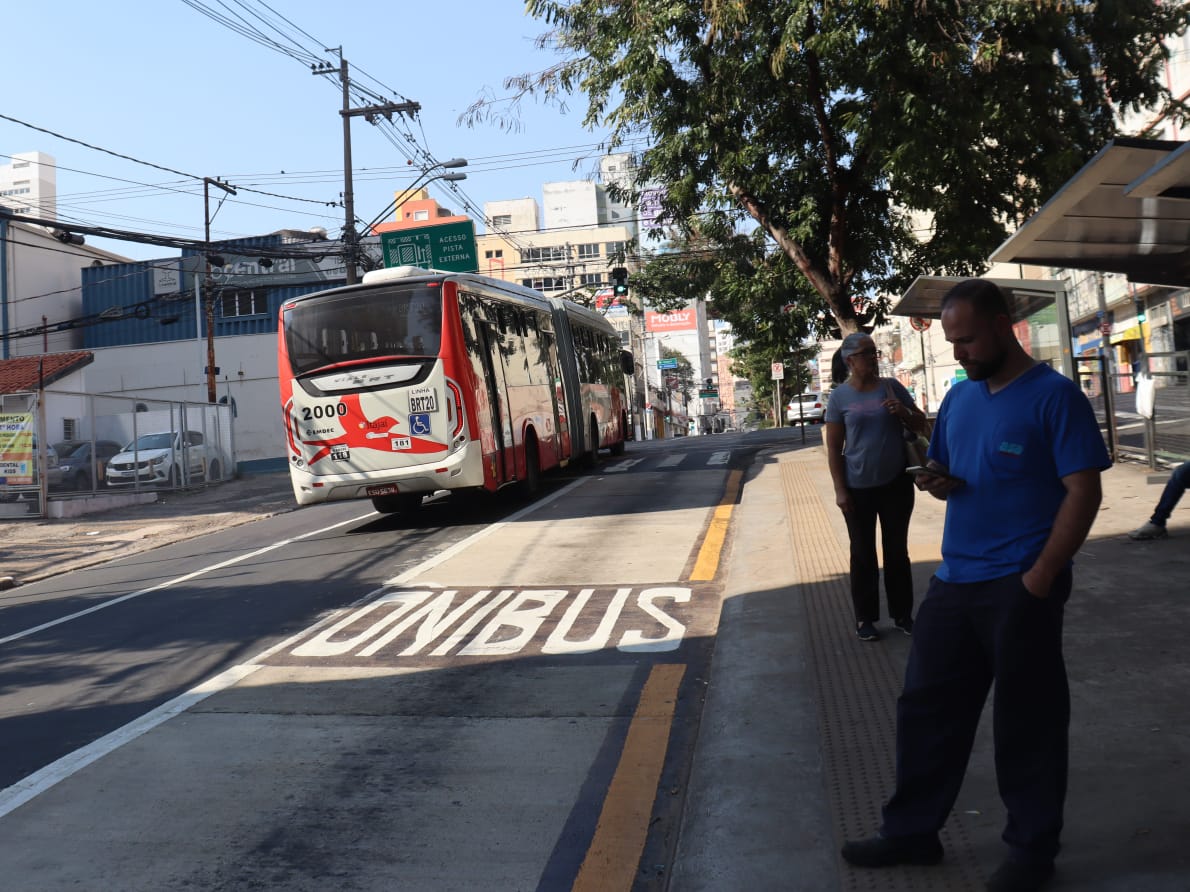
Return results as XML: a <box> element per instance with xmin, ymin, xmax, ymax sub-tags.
<box><xmin>824</xmin><ymin>333</ymin><xmax>927</xmax><ymax>641</ymax></box>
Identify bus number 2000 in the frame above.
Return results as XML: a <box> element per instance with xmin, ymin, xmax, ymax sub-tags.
<box><xmin>301</xmin><ymin>403</ymin><xmax>348</xmax><ymax>421</ymax></box>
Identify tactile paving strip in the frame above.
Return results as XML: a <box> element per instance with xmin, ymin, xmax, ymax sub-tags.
<box><xmin>781</xmin><ymin>456</ymin><xmax>983</xmax><ymax>891</ymax></box>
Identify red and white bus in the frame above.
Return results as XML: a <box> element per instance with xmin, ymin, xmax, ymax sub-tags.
<box><xmin>278</xmin><ymin>266</ymin><xmax>631</xmax><ymax>511</ymax></box>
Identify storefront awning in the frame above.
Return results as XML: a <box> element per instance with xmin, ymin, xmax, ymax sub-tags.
<box><xmin>990</xmin><ymin>137</ymin><xmax>1190</xmax><ymax>287</ymax></box>
<box><xmin>1109</xmin><ymin>325</ymin><xmax>1142</xmax><ymax>344</ymax></box>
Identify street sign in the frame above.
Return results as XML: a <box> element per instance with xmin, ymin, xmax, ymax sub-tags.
<box><xmin>910</xmin><ymin>317</ymin><xmax>932</xmax><ymax>332</ymax></box>
<box><xmin>771</xmin><ymin>362</ymin><xmax>784</xmax><ymax>380</ymax></box>
<box><xmin>657</xmin><ymin>357</ymin><xmax>679</xmax><ymax>369</ymax></box>
<box><xmin>698</xmin><ymin>389</ymin><xmax>719</xmax><ymax>399</ymax></box>
<box><xmin>380</xmin><ymin>220</ymin><xmax>478</xmax><ymax>273</ymax></box>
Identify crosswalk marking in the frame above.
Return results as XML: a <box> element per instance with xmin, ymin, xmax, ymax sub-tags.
<box><xmin>604</xmin><ymin>451</ymin><xmax>733</xmax><ymax>473</ymax></box>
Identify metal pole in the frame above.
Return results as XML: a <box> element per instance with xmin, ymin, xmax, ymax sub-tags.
<box><xmin>203</xmin><ymin>177</ymin><xmax>236</xmax><ymax>403</ymax></box>
<box><xmin>919</xmin><ymin>327</ymin><xmax>930</xmax><ymax>415</ymax></box>
<box><xmin>1095</xmin><ymin>273</ymin><xmax>1118</xmax><ymax>462</ymax></box>
<box><xmin>339</xmin><ymin>53</ymin><xmax>358</xmax><ymax>285</ymax></box>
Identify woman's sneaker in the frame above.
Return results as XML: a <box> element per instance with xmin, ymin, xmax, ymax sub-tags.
<box><xmin>1128</xmin><ymin>521</ymin><xmax>1168</xmax><ymax>541</ymax></box>
<box><xmin>856</xmin><ymin>622</ymin><xmax>880</xmax><ymax>641</ymax></box>
<box><xmin>893</xmin><ymin>617</ymin><xmax>914</xmax><ymax>636</ymax></box>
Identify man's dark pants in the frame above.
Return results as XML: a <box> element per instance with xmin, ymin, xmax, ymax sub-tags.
<box><xmin>880</xmin><ymin>568</ymin><xmax>1073</xmax><ymax>865</ymax></box>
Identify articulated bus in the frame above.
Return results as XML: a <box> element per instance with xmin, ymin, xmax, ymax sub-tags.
<box><xmin>278</xmin><ymin>266</ymin><xmax>632</xmax><ymax>511</ymax></box>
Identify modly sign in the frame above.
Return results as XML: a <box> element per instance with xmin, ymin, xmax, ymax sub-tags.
<box><xmin>646</xmin><ymin>309</ymin><xmax>697</xmax><ymax>332</ymax></box>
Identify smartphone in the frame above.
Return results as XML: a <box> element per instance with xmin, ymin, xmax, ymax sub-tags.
<box><xmin>905</xmin><ymin>465</ymin><xmax>963</xmax><ymax>484</ymax></box>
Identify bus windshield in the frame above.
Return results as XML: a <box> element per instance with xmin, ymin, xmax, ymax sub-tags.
<box><xmin>284</xmin><ymin>284</ymin><xmax>443</xmax><ymax>375</ymax></box>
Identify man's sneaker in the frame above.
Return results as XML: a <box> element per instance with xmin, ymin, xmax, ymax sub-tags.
<box><xmin>1128</xmin><ymin>521</ymin><xmax>1168</xmax><ymax>541</ymax></box>
<box><xmin>856</xmin><ymin>622</ymin><xmax>880</xmax><ymax>641</ymax></box>
<box><xmin>985</xmin><ymin>857</ymin><xmax>1054</xmax><ymax>892</ymax></box>
<box><xmin>893</xmin><ymin>617</ymin><xmax>914</xmax><ymax>636</ymax></box>
<box><xmin>841</xmin><ymin>833</ymin><xmax>944</xmax><ymax>867</ymax></box>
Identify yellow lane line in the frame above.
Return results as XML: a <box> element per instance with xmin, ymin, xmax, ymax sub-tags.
<box><xmin>689</xmin><ymin>468</ymin><xmax>743</xmax><ymax>581</ymax></box>
<box><xmin>572</xmin><ymin>663</ymin><xmax>686</xmax><ymax>892</ymax></box>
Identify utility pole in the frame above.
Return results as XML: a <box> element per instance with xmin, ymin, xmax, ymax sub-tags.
<box><xmin>203</xmin><ymin>176</ymin><xmax>236</xmax><ymax>404</ymax></box>
<box><xmin>316</xmin><ymin>49</ymin><xmax>420</xmax><ymax>285</ymax></box>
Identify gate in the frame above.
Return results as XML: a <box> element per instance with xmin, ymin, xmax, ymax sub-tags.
<box><xmin>1076</xmin><ymin>349</ymin><xmax>1190</xmax><ymax>467</ymax></box>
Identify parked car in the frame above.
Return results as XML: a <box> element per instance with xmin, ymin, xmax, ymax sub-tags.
<box><xmin>105</xmin><ymin>430</ymin><xmax>224</xmax><ymax>488</ymax></box>
<box><xmin>51</xmin><ymin>439</ymin><xmax>124</xmax><ymax>491</ymax></box>
<box><xmin>786</xmin><ymin>392</ymin><xmax>827</xmax><ymax>425</ymax></box>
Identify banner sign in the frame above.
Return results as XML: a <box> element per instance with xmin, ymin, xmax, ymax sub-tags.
<box><xmin>0</xmin><ymin>413</ymin><xmax>35</xmax><ymax>485</ymax></box>
<box><xmin>646</xmin><ymin>309</ymin><xmax>697</xmax><ymax>332</ymax></box>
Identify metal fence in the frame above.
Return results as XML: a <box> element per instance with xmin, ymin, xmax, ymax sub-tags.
<box><xmin>0</xmin><ymin>390</ymin><xmax>235</xmax><ymax>520</ymax></box>
<box><xmin>1076</xmin><ymin>349</ymin><xmax>1190</xmax><ymax>468</ymax></box>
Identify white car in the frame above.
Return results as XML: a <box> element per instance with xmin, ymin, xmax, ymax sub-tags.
<box><xmin>105</xmin><ymin>430</ymin><xmax>224</xmax><ymax>488</ymax></box>
<box><xmin>786</xmin><ymin>392</ymin><xmax>827</xmax><ymax>425</ymax></box>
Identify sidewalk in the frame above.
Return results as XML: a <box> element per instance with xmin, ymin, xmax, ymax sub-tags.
<box><xmin>672</xmin><ymin>442</ymin><xmax>1190</xmax><ymax>891</ymax></box>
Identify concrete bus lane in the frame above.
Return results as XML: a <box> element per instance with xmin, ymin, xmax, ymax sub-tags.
<box><xmin>0</xmin><ymin>445</ymin><xmax>744</xmax><ymax>891</ymax></box>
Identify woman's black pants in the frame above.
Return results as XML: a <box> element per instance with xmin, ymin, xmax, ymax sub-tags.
<box><xmin>843</xmin><ymin>473</ymin><xmax>916</xmax><ymax>624</ymax></box>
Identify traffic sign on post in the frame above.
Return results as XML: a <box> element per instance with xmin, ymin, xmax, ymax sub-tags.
<box><xmin>771</xmin><ymin>362</ymin><xmax>784</xmax><ymax>380</ymax></box>
<box><xmin>657</xmin><ymin>357</ymin><xmax>679</xmax><ymax>369</ymax></box>
<box><xmin>380</xmin><ymin>220</ymin><xmax>478</xmax><ymax>273</ymax></box>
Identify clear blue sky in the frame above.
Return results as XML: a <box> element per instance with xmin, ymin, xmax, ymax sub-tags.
<box><xmin>2</xmin><ymin>1</ymin><xmax>628</xmax><ymax>261</ymax></box>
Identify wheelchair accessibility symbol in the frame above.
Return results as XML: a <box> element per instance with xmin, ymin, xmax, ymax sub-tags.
<box><xmin>409</xmin><ymin>413</ymin><xmax>432</xmax><ymax>435</ymax></box>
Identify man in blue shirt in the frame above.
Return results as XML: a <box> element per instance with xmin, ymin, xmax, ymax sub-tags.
<box><xmin>842</xmin><ymin>279</ymin><xmax>1111</xmax><ymax>892</ymax></box>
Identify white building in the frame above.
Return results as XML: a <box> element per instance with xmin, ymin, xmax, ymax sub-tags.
<box><xmin>0</xmin><ymin>151</ymin><xmax>57</xmax><ymax>221</ymax></box>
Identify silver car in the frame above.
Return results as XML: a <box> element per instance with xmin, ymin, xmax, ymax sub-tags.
<box><xmin>786</xmin><ymin>392</ymin><xmax>827</xmax><ymax>425</ymax></box>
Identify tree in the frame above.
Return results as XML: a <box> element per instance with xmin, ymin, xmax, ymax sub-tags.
<box><xmin>474</xmin><ymin>1</ymin><xmax>1188</xmax><ymax>335</ymax></box>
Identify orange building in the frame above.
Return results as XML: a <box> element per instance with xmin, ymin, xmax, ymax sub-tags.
<box><xmin>371</xmin><ymin>188</ymin><xmax>469</xmax><ymax>234</ymax></box>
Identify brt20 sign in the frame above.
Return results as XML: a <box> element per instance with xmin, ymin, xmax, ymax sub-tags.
<box><xmin>380</xmin><ymin>221</ymin><xmax>478</xmax><ymax>274</ymax></box>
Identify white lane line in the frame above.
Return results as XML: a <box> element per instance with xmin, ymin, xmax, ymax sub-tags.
<box><xmin>603</xmin><ymin>458</ymin><xmax>645</xmax><ymax>473</ymax></box>
<box><xmin>385</xmin><ymin>475</ymin><xmax>590</xmax><ymax>586</ymax></box>
<box><xmin>708</xmin><ymin>451</ymin><xmax>731</xmax><ymax>465</ymax></box>
<box><xmin>0</xmin><ymin>662</ymin><xmax>262</xmax><ymax>819</ymax></box>
<box><xmin>657</xmin><ymin>454</ymin><xmax>684</xmax><ymax>468</ymax></box>
<box><xmin>0</xmin><ymin>512</ymin><xmax>374</xmax><ymax>647</ymax></box>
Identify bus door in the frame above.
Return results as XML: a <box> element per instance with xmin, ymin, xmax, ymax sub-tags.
<box><xmin>476</xmin><ymin>320</ymin><xmax>515</xmax><ymax>483</ymax></box>
<box><xmin>541</xmin><ymin>329</ymin><xmax>570</xmax><ymax>458</ymax></box>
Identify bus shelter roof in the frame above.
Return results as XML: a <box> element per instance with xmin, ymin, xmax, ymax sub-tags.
<box><xmin>989</xmin><ymin>137</ymin><xmax>1190</xmax><ymax>287</ymax></box>
<box><xmin>891</xmin><ymin>276</ymin><xmax>1066</xmax><ymax>322</ymax></box>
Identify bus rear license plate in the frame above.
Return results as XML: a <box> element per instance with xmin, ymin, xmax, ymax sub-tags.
<box><xmin>366</xmin><ymin>484</ymin><xmax>400</xmax><ymax>497</ymax></box>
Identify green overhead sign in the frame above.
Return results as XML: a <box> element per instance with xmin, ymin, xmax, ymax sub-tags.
<box><xmin>380</xmin><ymin>220</ymin><xmax>478</xmax><ymax>273</ymax></box>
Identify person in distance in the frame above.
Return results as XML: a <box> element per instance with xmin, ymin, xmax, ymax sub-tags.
<box><xmin>824</xmin><ymin>331</ymin><xmax>928</xmax><ymax>642</ymax></box>
<box><xmin>1128</xmin><ymin>460</ymin><xmax>1187</xmax><ymax>540</ymax></box>
<box><xmin>841</xmin><ymin>278</ymin><xmax>1110</xmax><ymax>892</ymax></box>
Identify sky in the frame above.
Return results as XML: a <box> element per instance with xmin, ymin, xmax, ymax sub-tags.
<box><xmin>2</xmin><ymin>1</ymin><xmax>632</xmax><ymax>262</ymax></box>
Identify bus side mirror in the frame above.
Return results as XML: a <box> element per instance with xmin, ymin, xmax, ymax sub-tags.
<box><xmin>620</xmin><ymin>350</ymin><xmax>635</xmax><ymax>376</ymax></box>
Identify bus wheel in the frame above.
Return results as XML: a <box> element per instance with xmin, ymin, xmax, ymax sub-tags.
<box><xmin>610</xmin><ymin>412</ymin><xmax>628</xmax><ymax>456</ymax></box>
<box><xmin>523</xmin><ymin>434</ymin><xmax>541</xmax><ymax>497</ymax></box>
<box><xmin>585</xmin><ymin>417</ymin><xmax>602</xmax><ymax>468</ymax></box>
<box><xmin>372</xmin><ymin>493</ymin><xmax>423</xmax><ymax>514</ymax></box>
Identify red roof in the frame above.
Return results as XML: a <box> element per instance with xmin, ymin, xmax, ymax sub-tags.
<box><xmin>0</xmin><ymin>352</ymin><xmax>94</xmax><ymax>394</ymax></box>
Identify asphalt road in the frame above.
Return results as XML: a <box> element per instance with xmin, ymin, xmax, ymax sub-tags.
<box><xmin>0</xmin><ymin>430</ymin><xmax>785</xmax><ymax>891</ymax></box>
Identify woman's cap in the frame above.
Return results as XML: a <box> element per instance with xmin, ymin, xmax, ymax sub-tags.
<box><xmin>839</xmin><ymin>332</ymin><xmax>872</xmax><ymax>360</ymax></box>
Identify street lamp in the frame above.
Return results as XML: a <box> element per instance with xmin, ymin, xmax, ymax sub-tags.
<box><xmin>360</xmin><ymin>159</ymin><xmax>468</xmax><ymax>235</ymax></box>
<box><xmin>203</xmin><ymin>176</ymin><xmax>236</xmax><ymax>404</ymax></box>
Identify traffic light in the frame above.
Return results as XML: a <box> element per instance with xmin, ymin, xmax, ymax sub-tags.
<box><xmin>611</xmin><ymin>267</ymin><xmax>629</xmax><ymax>297</ymax></box>
<box><xmin>1135</xmin><ymin>296</ymin><xmax>1147</xmax><ymax>324</ymax></box>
